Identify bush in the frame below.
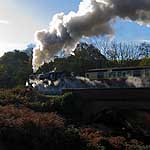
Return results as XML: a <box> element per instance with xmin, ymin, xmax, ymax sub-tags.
<box><xmin>0</xmin><ymin>105</ymin><xmax>64</xmax><ymax>128</ymax></box>
<box><xmin>63</xmin><ymin>127</ymin><xmax>89</xmax><ymax>150</ymax></box>
<box><xmin>0</xmin><ymin>88</ymin><xmax>85</xmax><ymax>120</ymax></box>
<box><xmin>108</xmin><ymin>136</ymin><xmax>126</xmax><ymax>149</ymax></box>
<box><xmin>0</xmin><ymin>88</ymin><xmax>60</xmax><ymax>112</ymax></box>
<box><xmin>59</xmin><ymin>92</ymin><xmax>84</xmax><ymax>120</ymax></box>
<box><xmin>0</xmin><ymin>105</ymin><xmax>65</xmax><ymax>150</ymax></box>
<box><xmin>0</xmin><ymin>105</ymin><xmax>93</xmax><ymax>150</ymax></box>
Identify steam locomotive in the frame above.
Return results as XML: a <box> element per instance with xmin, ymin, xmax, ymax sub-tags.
<box><xmin>29</xmin><ymin>71</ymin><xmax>72</xmax><ymax>81</ymax></box>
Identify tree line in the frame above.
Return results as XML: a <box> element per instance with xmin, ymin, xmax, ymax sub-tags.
<box><xmin>0</xmin><ymin>41</ymin><xmax>150</xmax><ymax>88</ymax></box>
<box><xmin>37</xmin><ymin>41</ymin><xmax>150</xmax><ymax>73</ymax></box>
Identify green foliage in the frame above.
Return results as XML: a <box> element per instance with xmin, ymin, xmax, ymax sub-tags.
<box><xmin>0</xmin><ymin>88</ymin><xmax>60</xmax><ymax>113</ymax></box>
<box><xmin>64</xmin><ymin>127</ymin><xmax>89</xmax><ymax>150</ymax></box>
<box><xmin>139</xmin><ymin>58</ymin><xmax>150</xmax><ymax>66</ymax></box>
<box><xmin>107</xmin><ymin>59</ymin><xmax>141</xmax><ymax>68</ymax></box>
<box><xmin>0</xmin><ymin>88</ymin><xmax>84</xmax><ymax>118</ymax></box>
<box><xmin>60</xmin><ymin>93</ymin><xmax>83</xmax><ymax>117</ymax></box>
<box><xmin>0</xmin><ymin>50</ymin><xmax>32</xmax><ymax>88</ymax></box>
<box><xmin>0</xmin><ymin>88</ymin><xmax>49</xmax><ymax>104</ymax></box>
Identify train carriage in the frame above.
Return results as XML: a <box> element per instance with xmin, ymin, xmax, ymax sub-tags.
<box><xmin>85</xmin><ymin>66</ymin><xmax>150</xmax><ymax>80</ymax></box>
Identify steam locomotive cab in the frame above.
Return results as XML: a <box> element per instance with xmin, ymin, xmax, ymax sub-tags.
<box><xmin>29</xmin><ymin>71</ymin><xmax>70</xmax><ymax>82</ymax></box>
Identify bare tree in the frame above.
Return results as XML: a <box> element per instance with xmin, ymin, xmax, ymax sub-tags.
<box><xmin>139</xmin><ymin>42</ymin><xmax>150</xmax><ymax>58</ymax></box>
<box><xmin>85</xmin><ymin>37</ymin><xmax>140</xmax><ymax>63</ymax></box>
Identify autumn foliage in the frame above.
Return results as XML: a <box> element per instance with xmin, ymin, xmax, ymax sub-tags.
<box><xmin>0</xmin><ymin>88</ymin><xmax>149</xmax><ymax>150</ymax></box>
<box><xmin>0</xmin><ymin>105</ymin><xmax>64</xmax><ymax>128</ymax></box>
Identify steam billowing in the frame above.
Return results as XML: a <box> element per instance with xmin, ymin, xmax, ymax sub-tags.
<box><xmin>33</xmin><ymin>0</ymin><xmax>150</xmax><ymax>71</ymax></box>
<box><xmin>29</xmin><ymin>76</ymin><xmax>150</xmax><ymax>95</ymax></box>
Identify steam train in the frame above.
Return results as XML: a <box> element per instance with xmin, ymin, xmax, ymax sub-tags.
<box><xmin>85</xmin><ymin>66</ymin><xmax>150</xmax><ymax>80</ymax></box>
<box><xmin>29</xmin><ymin>66</ymin><xmax>150</xmax><ymax>83</ymax></box>
<box><xmin>29</xmin><ymin>71</ymin><xmax>71</xmax><ymax>81</ymax></box>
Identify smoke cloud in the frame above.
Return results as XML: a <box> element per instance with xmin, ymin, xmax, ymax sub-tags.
<box><xmin>33</xmin><ymin>0</ymin><xmax>150</xmax><ymax>71</ymax></box>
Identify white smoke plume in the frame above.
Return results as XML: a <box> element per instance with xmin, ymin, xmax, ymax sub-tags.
<box><xmin>29</xmin><ymin>76</ymin><xmax>150</xmax><ymax>95</ymax></box>
<box><xmin>33</xmin><ymin>0</ymin><xmax>150</xmax><ymax>71</ymax></box>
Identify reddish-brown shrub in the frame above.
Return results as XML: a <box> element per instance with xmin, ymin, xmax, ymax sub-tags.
<box><xmin>108</xmin><ymin>136</ymin><xmax>126</xmax><ymax>149</ymax></box>
<box><xmin>80</xmin><ymin>128</ymin><xmax>104</xmax><ymax>145</ymax></box>
<box><xmin>0</xmin><ymin>105</ymin><xmax>64</xmax><ymax>128</ymax></box>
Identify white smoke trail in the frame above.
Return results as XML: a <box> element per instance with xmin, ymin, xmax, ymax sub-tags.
<box><xmin>29</xmin><ymin>76</ymin><xmax>108</xmax><ymax>95</ymax></box>
<box><xmin>33</xmin><ymin>0</ymin><xmax>150</xmax><ymax>71</ymax></box>
<box><xmin>29</xmin><ymin>76</ymin><xmax>150</xmax><ymax>95</ymax></box>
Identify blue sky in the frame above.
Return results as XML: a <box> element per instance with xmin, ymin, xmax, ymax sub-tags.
<box><xmin>0</xmin><ymin>0</ymin><xmax>150</xmax><ymax>56</ymax></box>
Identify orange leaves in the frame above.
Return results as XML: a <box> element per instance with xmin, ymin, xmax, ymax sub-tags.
<box><xmin>0</xmin><ymin>105</ymin><xmax>64</xmax><ymax>128</ymax></box>
<box><xmin>80</xmin><ymin>128</ymin><xmax>105</xmax><ymax>145</ymax></box>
